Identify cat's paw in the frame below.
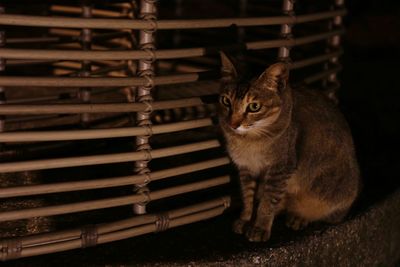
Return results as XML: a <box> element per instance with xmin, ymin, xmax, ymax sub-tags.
<box><xmin>232</xmin><ymin>218</ymin><xmax>248</xmax><ymax>235</ymax></box>
<box><xmin>286</xmin><ymin>214</ymin><xmax>309</xmax><ymax>231</ymax></box>
<box><xmin>245</xmin><ymin>226</ymin><xmax>271</xmax><ymax>242</ymax></box>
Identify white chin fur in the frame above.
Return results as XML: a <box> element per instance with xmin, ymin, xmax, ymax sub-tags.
<box><xmin>235</xmin><ymin>125</ymin><xmax>251</xmax><ymax>133</ymax></box>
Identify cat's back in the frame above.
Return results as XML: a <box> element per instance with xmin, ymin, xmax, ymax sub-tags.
<box><xmin>291</xmin><ymin>86</ymin><xmax>358</xmax><ymax>171</ymax></box>
<box><xmin>291</xmin><ymin>86</ymin><xmax>360</xmax><ymax>193</ymax></box>
<box><xmin>290</xmin><ymin>87</ymin><xmax>360</xmax><ymax>205</ymax></box>
<box><xmin>292</xmin><ymin>87</ymin><xmax>350</xmax><ymax>135</ymax></box>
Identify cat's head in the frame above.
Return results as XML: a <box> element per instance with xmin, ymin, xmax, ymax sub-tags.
<box><xmin>218</xmin><ymin>52</ymin><xmax>289</xmax><ymax>137</ymax></box>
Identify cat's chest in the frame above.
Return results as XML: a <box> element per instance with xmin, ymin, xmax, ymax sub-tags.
<box><xmin>227</xmin><ymin>138</ymin><xmax>271</xmax><ymax>175</ymax></box>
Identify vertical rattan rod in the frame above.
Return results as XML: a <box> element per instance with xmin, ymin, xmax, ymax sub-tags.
<box><xmin>133</xmin><ymin>0</ymin><xmax>157</xmax><ymax>215</ymax></box>
<box><xmin>0</xmin><ymin>5</ymin><xmax>6</xmax><ymax>143</ymax></box>
<box><xmin>325</xmin><ymin>0</ymin><xmax>344</xmax><ymax>103</ymax></box>
<box><xmin>79</xmin><ymin>1</ymin><xmax>92</xmax><ymax>126</ymax></box>
<box><xmin>278</xmin><ymin>0</ymin><xmax>295</xmax><ymax>62</ymax></box>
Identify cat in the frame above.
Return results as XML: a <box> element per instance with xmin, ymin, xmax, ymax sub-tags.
<box><xmin>218</xmin><ymin>52</ymin><xmax>361</xmax><ymax>242</ymax></box>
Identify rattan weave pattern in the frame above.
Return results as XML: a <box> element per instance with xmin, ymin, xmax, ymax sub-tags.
<box><xmin>0</xmin><ymin>0</ymin><xmax>344</xmax><ymax>260</ymax></box>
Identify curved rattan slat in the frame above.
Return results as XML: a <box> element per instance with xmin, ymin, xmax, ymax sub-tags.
<box><xmin>0</xmin><ymin>158</ymin><xmax>230</xmax><ymax>198</ymax></box>
<box><xmin>50</xmin><ymin>5</ymin><xmax>127</xmax><ymax>18</ymax></box>
<box><xmin>0</xmin><ymin>73</ymin><xmax>204</xmax><ymax>87</ymax></box>
<box><xmin>0</xmin><ymin>96</ymin><xmax>205</xmax><ymax>115</ymax></box>
<box><xmin>0</xmin><ymin>139</ymin><xmax>220</xmax><ymax>173</ymax></box>
<box><xmin>290</xmin><ymin>50</ymin><xmax>343</xmax><ymax>69</ymax></box>
<box><xmin>0</xmin><ymin>175</ymin><xmax>230</xmax><ymax>222</ymax></box>
<box><xmin>1</xmin><ymin>197</ymin><xmax>229</xmax><ymax>249</ymax></box>
<box><xmin>0</xmin><ymin>197</ymin><xmax>230</xmax><ymax>260</ymax></box>
<box><xmin>0</xmin><ymin>48</ymin><xmax>343</xmax><ymax>89</ymax></box>
<box><xmin>304</xmin><ymin>65</ymin><xmax>342</xmax><ymax>84</ymax></box>
<box><xmin>4</xmin><ymin>113</ymin><xmax>121</xmax><ymax>131</ymax></box>
<box><xmin>0</xmin><ymin>9</ymin><xmax>345</xmax><ymax>29</ymax></box>
<box><xmin>0</xmin><ymin>66</ymin><xmax>341</xmax><ymax>116</ymax></box>
<box><xmin>0</xmin><ymin>118</ymin><xmax>212</xmax><ymax>142</ymax></box>
<box><xmin>0</xmin><ymin>29</ymin><xmax>344</xmax><ymax>61</ymax></box>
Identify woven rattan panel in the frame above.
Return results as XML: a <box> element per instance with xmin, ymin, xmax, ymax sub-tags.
<box><xmin>0</xmin><ymin>0</ymin><xmax>344</xmax><ymax>260</ymax></box>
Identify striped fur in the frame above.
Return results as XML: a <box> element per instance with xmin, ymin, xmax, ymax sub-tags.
<box><xmin>219</xmin><ymin>53</ymin><xmax>361</xmax><ymax>242</ymax></box>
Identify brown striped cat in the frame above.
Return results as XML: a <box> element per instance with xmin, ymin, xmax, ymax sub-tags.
<box><xmin>218</xmin><ymin>52</ymin><xmax>361</xmax><ymax>242</ymax></box>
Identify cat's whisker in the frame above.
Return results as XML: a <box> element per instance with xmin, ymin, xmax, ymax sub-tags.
<box><xmin>254</xmin><ymin>128</ymin><xmax>274</xmax><ymax>138</ymax></box>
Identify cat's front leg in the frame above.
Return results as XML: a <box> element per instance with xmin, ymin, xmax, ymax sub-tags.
<box><xmin>246</xmin><ymin>174</ymin><xmax>288</xmax><ymax>242</ymax></box>
<box><xmin>233</xmin><ymin>168</ymin><xmax>256</xmax><ymax>235</ymax></box>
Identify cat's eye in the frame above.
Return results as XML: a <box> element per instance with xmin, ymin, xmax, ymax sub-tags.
<box><xmin>220</xmin><ymin>95</ymin><xmax>231</xmax><ymax>107</ymax></box>
<box><xmin>247</xmin><ymin>102</ymin><xmax>261</xmax><ymax>112</ymax></box>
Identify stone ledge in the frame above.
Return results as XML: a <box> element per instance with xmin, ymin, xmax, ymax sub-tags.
<box><xmin>140</xmin><ymin>188</ymin><xmax>400</xmax><ymax>267</ymax></box>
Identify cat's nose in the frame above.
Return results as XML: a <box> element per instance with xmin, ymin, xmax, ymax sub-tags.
<box><xmin>229</xmin><ymin>115</ymin><xmax>243</xmax><ymax>129</ymax></box>
<box><xmin>229</xmin><ymin>120</ymin><xmax>241</xmax><ymax>129</ymax></box>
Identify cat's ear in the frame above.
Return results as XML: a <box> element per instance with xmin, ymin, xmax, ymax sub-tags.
<box><xmin>220</xmin><ymin>51</ymin><xmax>238</xmax><ymax>82</ymax></box>
<box><xmin>257</xmin><ymin>62</ymin><xmax>289</xmax><ymax>92</ymax></box>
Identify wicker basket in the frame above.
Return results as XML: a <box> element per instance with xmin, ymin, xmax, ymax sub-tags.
<box><xmin>0</xmin><ymin>0</ymin><xmax>344</xmax><ymax>261</ymax></box>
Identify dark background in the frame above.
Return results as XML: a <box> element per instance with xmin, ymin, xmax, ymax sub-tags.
<box><xmin>341</xmin><ymin>0</ymin><xmax>400</xmax><ymax>205</ymax></box>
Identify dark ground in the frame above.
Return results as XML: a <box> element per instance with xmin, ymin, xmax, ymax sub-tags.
<box><xmin>2</xmin><ymin>0</ymin><xmax>400</xmax><ymax>266</ymax></box>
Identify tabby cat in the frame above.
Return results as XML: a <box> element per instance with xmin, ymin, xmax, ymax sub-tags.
<box><xmin>218</xmin><ymin>52</ymin><xmax>361</xmax><ymax>242</ymax></box>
